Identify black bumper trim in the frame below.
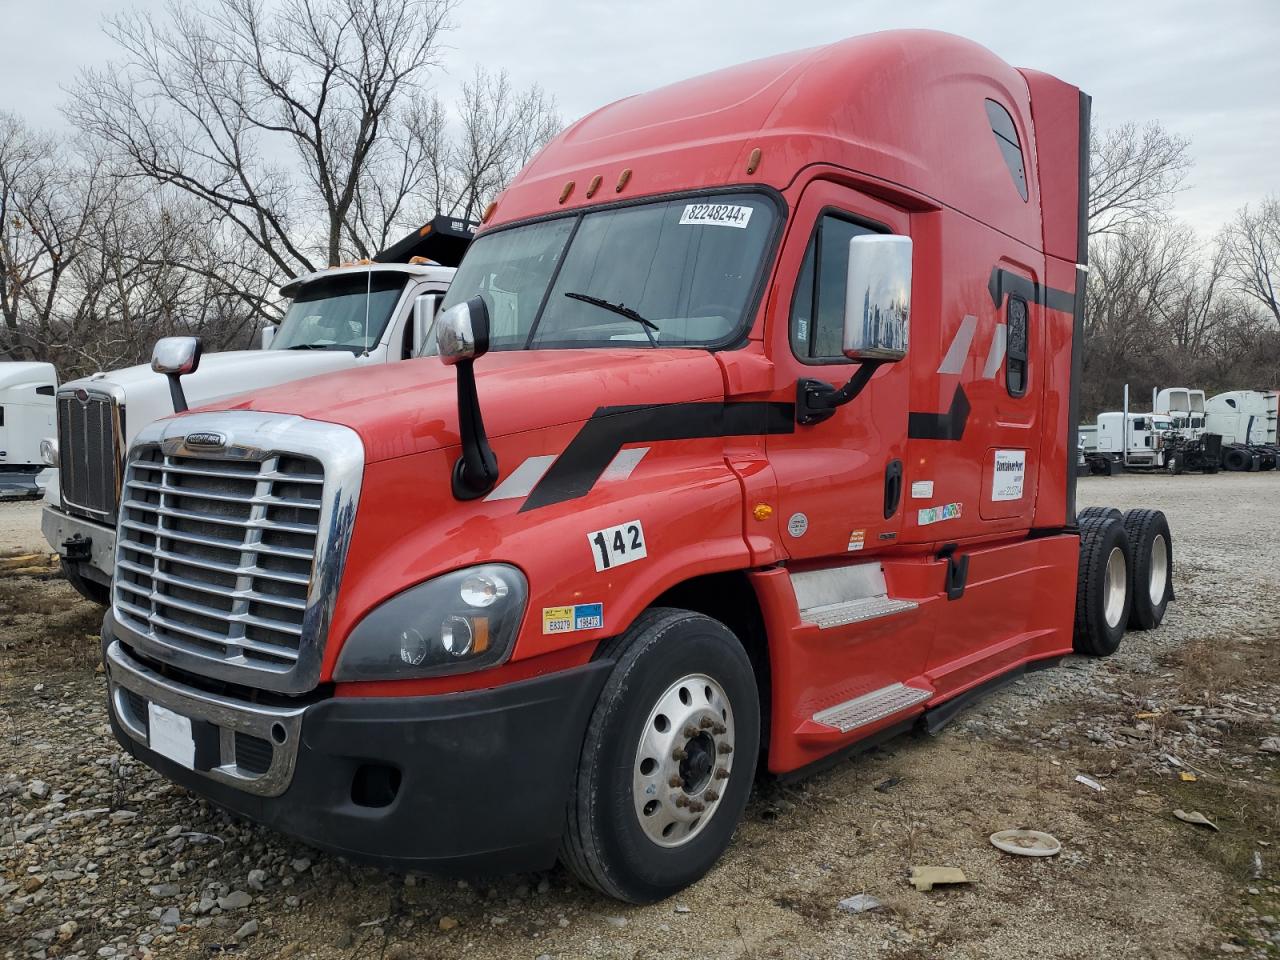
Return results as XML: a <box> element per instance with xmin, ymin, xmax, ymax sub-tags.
<box><xmin>105</xmin><ymin>624</ymin><xmax>612</xmax><ymax>876</ymax></box>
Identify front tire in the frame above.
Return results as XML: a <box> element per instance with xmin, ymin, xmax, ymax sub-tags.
<box><xmin>560</xmin><ymin>608</ymin><xmax>760</xmax><ymax>903</ymax></box>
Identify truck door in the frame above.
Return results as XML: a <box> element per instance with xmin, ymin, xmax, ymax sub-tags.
<box><xmin>765</xmin><ymin>184</ymin><xmax>912</xmax><ymax>560</ymax></box>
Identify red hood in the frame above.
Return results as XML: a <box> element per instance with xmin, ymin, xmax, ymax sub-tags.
<box><xmin>199</xmin><ymin>349</ymin><xmax>728</xmax><ymax>463</ymax></box>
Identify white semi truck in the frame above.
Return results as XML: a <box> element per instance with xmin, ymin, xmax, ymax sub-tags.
<box><xmin>1154</xmin><ymin>386</ymin><xmax>1278</xmax><ymax>471</ymax></box>
<box><xmin>43</xmin><ymin>217</ymin><xmax>472</xmax><ymax>603</ymax></box>
<box><xmin>0</xmin><ymin>361</ymin><xmax>58</xmax><ymax>497</ymax></box>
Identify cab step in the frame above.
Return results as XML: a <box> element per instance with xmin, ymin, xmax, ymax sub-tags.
<box><xmin>790</xmin><ymin>563</ymin><xmax>918</xmax><ymax>629</ymax></box>
<box><xmin>811</xmin><ymin>683</ymin><xmax>932</xmax><ymax>733</ymax></box>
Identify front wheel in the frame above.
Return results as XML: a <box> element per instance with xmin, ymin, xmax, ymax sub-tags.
<box><xmin>560</xmin><ymin>608</ymin><xmax>760</xmax><ymax>903</ymax></box>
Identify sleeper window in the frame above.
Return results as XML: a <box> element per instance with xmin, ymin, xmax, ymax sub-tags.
<box><xmin>790</xmin><ymin>215</ymin><xmax>877</xmax><ymax>361</ymax></box>
<box><xmin>985</xmin><ymin>100</ymin><xmax>1028</xmax><ymax>202</ymax></box>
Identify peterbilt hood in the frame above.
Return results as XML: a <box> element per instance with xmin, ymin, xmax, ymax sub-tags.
<box><xmin>200</xmin><ymin>350</ymin><xmax>729</xmax><ymax>463</ymax></box>
<box><xmin>67</xmin><ymin>350</ymin><xmax>363</xmax><ymax>444</ymax></box>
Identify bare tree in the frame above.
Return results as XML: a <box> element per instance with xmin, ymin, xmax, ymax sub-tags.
<box><xmin>1088</xmin><ymin>120</ymin><xmax>1192</xmax><ymax>237</ymax></box>
<box><xmin>1222</xmin><ymin>196</ymin><xmax>1280</xmax><ymax>326</ymax></box>
<box><xmin>67</xmin><ymin>0</ymin><xmax>457</xmax><ymax>276</ymax></box>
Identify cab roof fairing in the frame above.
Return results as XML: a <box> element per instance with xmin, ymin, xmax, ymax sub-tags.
<box><xmin>483</xmin><ymin>30</ymin><xmax>1080</xmax><ymax>255</ymax></box>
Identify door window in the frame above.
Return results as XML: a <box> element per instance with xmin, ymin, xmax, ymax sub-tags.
<box><xmin>789</xmin><ymin>216</ymin><xmax>879</xmax><ymax>361</ymax></box>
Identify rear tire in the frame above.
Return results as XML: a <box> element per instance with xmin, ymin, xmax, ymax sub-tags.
<box><xmin>60</xmin><ymin>559</ymin><xmax>110</xmax><ymax>607</ymax></box>
<box><xmin>1073</xmin><ymin>515</ymin><xmax>1131</xmax><ymax>657</ymax></box>
<box><xmin>1224</xmin><ymin>448</ymin><xmax>1249</xmax><ymax>471</ymax></box>
<box><xmin>1122</xmin><ymin>509</ymin><xmax>1173</xmax><ymax>630</ymax></box>
<box><xmin>560</xmin><ymin>608</ymin><xmax>760</xmax><ymax>903</ymax></box>
<box><xmin>1078</xmin><ymin>506</ymin><xmax>1122</xmax><ymax>524</ymax></box>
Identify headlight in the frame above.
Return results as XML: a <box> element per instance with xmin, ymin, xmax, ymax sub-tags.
<box><xmin>333</xmin><ymin>564</ymin><xmax>528</xmax><ymax>681</ymax></box>
<box><xmin>40</xmin><ymin>438</ymin><xmax>59</xmax><ymax>468</ymax></box>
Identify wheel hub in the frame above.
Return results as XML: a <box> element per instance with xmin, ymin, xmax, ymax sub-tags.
<box><xmin>632</xmin><ymin>673</ymin><xmax>735</xmax><ymax>848</ymax></box>
<box><xmin>1103</xmin><ymin>544</ymin><xmax>1127</xmax><ymax>629</ymax></box>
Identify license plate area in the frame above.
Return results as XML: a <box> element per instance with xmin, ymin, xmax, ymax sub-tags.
<box><xmin>147</xmin><ymin>702</ymin><xmax>220</xmax><ymax>770</ymax></box>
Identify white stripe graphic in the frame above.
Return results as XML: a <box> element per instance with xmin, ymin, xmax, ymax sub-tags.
<box><xmin>937</xmin><ymin>314</ymin><xmax>978</xmax><ymax>375</ymax></box>
<box><xmin>483</xmin><ymin>455</ymin><xmax>557</xmax><ymax>501</ymax></box>
<box><xmin>600</xmin><ymin>446</ymin><xmax>649</xmax><ymax>482</ymax></box>
<box><xmin>982</xmin><ymin>324</ymin><xmax>1007</xmax><ymax>379</ymax></box>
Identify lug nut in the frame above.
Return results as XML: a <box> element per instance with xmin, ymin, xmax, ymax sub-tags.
<box><xmin>674</xmin><ymin>794</ymin><xmax>689</xmax><ymax>808</ymax></box>
<box><xmin>705</xmin><ymin>790</ymin><xmax>720</xmax><ymax>802</ymax></box>
<box><xmin>684</xmin><ymin>725</ymin><xmax>699</xmax><ymax>739</ymax></box>
<box><xmin>699</xmin><ymin>717</ymin><xmax>714</xmax><ymax>729</ymax></box>
<box><xmin>688</xmin><ymin>800</ymin><xmax>706</xmax><ymax>813</ymax></box>
<box><xmin>717</xmin><ymin>743</ymin><xmax>733</xmax><ymax>755</ymax></box>
<box><xmin>714</xmin><ymin>767</ymin><xmax>730</xmax><ymax>780</ymax></box>
<box><xmin>672</xmin><ymin>747</ymin><xmax>687</xmax><ymax>760</ymax></box>
<box><xmin>712</xmin><ymin>723</ymin><xmax>727</xmax><ymax>735</ymax></box>
<box><xmin>668</xmin><ymin>775</ymin><xmax>682</xmax><ymax>788</ymax></box>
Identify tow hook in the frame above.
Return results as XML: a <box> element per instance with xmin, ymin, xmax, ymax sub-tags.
<box><xmin>61</xmin><ymin>534</ymin><xmax>92</xmax><ymax>562</ymax></box>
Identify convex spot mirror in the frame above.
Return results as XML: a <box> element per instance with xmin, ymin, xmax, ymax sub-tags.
<box><xmin>151</xmin><ymin>336</ymin><xmax>203</xmax><ymax>375</ymax></box>
<box><xmin>843</xmin><ymin>234</ymin><xmax>911</xmax><ymax>362</ymax></box>
<box><xmin>436</xmin><ymin>296</ymin><xmax>490</xmax><ymax>365</ymax></box>
<box><xmin>411</xmin><ymin>293</ymin><xmax>441</xmax><ymax>357</ymax></box>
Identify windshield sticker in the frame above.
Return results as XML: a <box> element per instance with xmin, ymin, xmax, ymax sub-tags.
<box><xmin>679</xmin><ymin>203</ymin><xmax>754</xmax><ymax>229</ymax></box>
<box><xmin>992</xmin><ymin>450</ymin><xmax>1027</xmax><ymax>501</ymax></box>
<box><xmin>543</xmin><ymin>603</ymin><xmax>605</xmax><ymax>635</ymax></box>
<box><xmin>917</xmin><ymin>502</ymin><xmax>962</xmax><ymax>526</ymax></box>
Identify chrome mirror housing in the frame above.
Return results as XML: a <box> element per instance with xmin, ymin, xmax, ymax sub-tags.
<box><xmin>151</xmin><ymin>336</ymin><xmax>203</xmax><ymax>376</ymax></box>
<box><xmin>842</xmin><ymin>235</ymin><xmax>911</xmax><ymax>362</ymax></box>
<box><xmin>436</xmin><ymin>297</ymin><xmax>490</xmax><ymax>365</ymax></box>
<box><xmin>411</xmin><ymin>293</ymin><xmax>441</xmax><ymax>358</ymax></box>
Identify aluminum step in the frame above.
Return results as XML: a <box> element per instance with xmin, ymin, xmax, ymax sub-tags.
<box><xmin>811</xmin><ymin>683</ymin><xmax>932</xmax><ymax>733</ymax></box>
<box><xmin>803</xmin><ymin>595</ymin><xmax>918</xmax><ymax>629</ymax></box>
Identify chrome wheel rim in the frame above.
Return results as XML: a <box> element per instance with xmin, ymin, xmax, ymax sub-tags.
<box><xmin>1103</xmin><ymin>545</ymin><xmax>1127</xmax><ymax>629</ymax></box>
<box><xmin>632</xmin><ymin>673</ymin><xmax>735</xmax><ymax>848</ymax></box>
<box><xmin>1148</xmin><ymin>534</ymin><xmax>1168</xmax><ymax>607</ymax></box>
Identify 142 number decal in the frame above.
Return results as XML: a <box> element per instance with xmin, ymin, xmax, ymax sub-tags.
<box><xmin>588</xmin><ymin>520</ymin><xmax>647</xmax><ymax>572</ymax></box>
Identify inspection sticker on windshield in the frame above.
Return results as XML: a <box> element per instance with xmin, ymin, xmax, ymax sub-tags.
<box><xmin>543</xmin><ymin>603</ymin><xmax>604</xmax><ymax>635</ymax></box>
<box><xmin>588</xmin><ymin>520</ymin><xmax>647</xmax><ymax>572</ymax></box>
<box><xmin>679</xmin><ymin>203</ymin><xmax>754</xmax><ymax>229</ymax></box>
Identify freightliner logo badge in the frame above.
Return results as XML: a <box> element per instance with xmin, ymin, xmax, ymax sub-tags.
<box><xmin>184</xmin><ymin>431</ymin><xmax>227</xmax><ymax>450</ymax></box>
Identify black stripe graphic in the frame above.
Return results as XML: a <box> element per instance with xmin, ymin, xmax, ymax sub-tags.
<box><xmin>988</xmin><ymin>267</ymin><xmax>1075</xmax><ymax>313</ymax></box>
<box><xmin>520</xmin><ymin>401</ymin><xmax>795</xmax><ymax>512</ymax></box>
<box><xmin>908</xmin><ymin>385</ymin><xmax>970</xmax><ymax>441</ymax></box>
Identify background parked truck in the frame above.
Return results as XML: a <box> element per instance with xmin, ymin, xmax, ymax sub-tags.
<box><xmin>0</xmin><ymin>361</ymin><xmax>57</xmax><ymax>497</ymax></box>
<box><xmin>43</xmin><ymin>217</ymin><xmax>471</xmax><ymax>603</ymax></box>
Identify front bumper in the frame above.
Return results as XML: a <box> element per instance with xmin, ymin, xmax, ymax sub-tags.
<box><xmin>102</xmin><ymin>614</ymin><xmax>612</xmax><ymax>875</ymax></box>
<box><xmin>43</xmin><ymin>503</ymin><xmax>115</xmax><ymax>584</ymax></box>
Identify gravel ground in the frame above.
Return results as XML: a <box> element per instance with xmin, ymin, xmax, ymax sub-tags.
<box><xmin>0</xmin><ymin>500</ymin><xmax>43</xmax><ymax>554</ymax></box>
<box><xmin>2</xmin><ymin>473</ymin><xmax>1278</xmax><ymax>960</ymax></box>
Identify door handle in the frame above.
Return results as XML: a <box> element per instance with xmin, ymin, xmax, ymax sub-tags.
<box><xmin>883</xmin><ymin>459</ymin><xmax>903</xmax><ymax>519</ymax></box>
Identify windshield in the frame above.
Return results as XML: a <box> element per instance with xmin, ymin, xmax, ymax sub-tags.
<box><xmin>431</xmin><ymin>193</ymin><xmax>778</xmax><ymax>351</ymax></box>
<box><xmin>271</xmin><ymin>273</ymin><xmax>407</xmax><ymax>353</ymax></box>
<box><xmin>1153</xmin><ymin>419</ymin><xmax>1173</xmax><ymax>431</ymax></box>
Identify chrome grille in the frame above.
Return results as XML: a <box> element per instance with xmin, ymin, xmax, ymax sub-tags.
<box><xmin>57</xmin><ymin>391</ymin><xmax>122</xmax><ymax>518</ymax></box>
<box><xmin>114</xmin><ymin>445</ymin><xmax>324</xmax><ymax>675</ymax></box>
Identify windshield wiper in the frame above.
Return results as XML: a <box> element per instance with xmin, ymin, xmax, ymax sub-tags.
<box><xmin>563</xmin><ymin>291</ymin><xmax>659</xmax><ymax>347</ymax></box>
<box><xmin>285</xmin><ymin>343</ymin><xmax>329</xmax><ymax>350</ymax></box>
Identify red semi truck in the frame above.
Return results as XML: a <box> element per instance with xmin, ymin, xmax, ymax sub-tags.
<box><xmin>101</xmin><ymin>31</ymin><xmax>1174</xmax><ymax>902</ymax></box>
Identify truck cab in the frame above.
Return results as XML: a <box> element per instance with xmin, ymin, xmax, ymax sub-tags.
<box><xmin>0</xmin><ymin>362</ymin><xmax>57</xmax><ymax>497</ymax></box>
<box><xmin>99</xmin><ymin>32</ymin><xmax>1168</xmax><ymax>902</ymax></box>
<box><xmin>1095</xmin><ymin>410</ymin><xmax>1176</xmax><ymax>467</ymax></box>
<box><xmin>44</xmin><ymin>217</ymin><xmax>472</xmax><ymax>602</ymax></box>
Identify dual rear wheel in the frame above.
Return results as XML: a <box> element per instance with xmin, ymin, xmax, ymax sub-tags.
<box><xmin>1074</xmin><ymin>507</ymin><xmax>1172</xmax><ymax>656</ymax></box>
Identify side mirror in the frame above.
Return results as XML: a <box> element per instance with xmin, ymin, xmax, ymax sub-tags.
<box><xmin>436</xmin><ymin>296</ymin><xmax>490</xmax><ymax>365</ymax></box>
<box><xmin>260</xmin><ymin>325</ymin><xmax>277</xmax><ymax>349</ymax></box>
<box><xmin>411</xmin><ymin>293</ymin><xmax>441</xmax><ymax>357</ymax></box>
<box><xmin>151</xmin><ymin>336</ymin><xmax>202</xmax><ymax>413</ymax></box>
<box><xmin>152</xmin><ymin>336</ymin><xmax>202</xmax><ymax>376</ymax></box>
<box><xmin>842</xmin><ymin>234</ymin><xmax>911</xmax><ymax>362</ymax></box>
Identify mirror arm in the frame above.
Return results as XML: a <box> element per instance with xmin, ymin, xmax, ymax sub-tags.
<box><xmin>451</xmin><ymin>358</ymin><xmax>499</xmax><ymax>499</ymax></box>
<box><xmin>166</xmin><ymin>374</ymin><xmax>189</xmax><ymax>414</ymax></box>
<box><xmin>795</xmin><ymin>359</ymin><xmax>887</xmax><ymax>426</ymax></box>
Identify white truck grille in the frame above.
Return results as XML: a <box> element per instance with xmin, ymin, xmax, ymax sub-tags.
<box><xmin>114</xmin><ymin>446</ymin><xmax>324</xmax><ymax>673</ymax></box>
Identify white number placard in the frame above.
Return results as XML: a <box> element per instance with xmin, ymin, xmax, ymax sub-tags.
<box><xmin>588</xmin><ymin>520</ymin><xmax>647</xmax><ymax>572</ymax></box>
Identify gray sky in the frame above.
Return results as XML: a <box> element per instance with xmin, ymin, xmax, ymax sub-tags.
<box><xmin>3</xmin><ymin>0</ymin><xmax>1277</xmax><ymax>235</ymax></box>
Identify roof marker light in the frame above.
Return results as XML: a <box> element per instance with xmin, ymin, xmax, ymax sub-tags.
<box><xmin>615</xmin><ymin>168</ymin><xmax>632</xmax><ymax>193</ymax></box>
<box><xmin>586</xmin><ymin>175</ymin><xmax>602</xmax><ymax>198</ymax></box>
<box><xmin>482</xmin><ymin>200</ymin><xmax>497</xmax><ymax>222</ymax></box>
<box><xmin>559</xmin><ymin>180</ymin><xmax>575</xmax><ymax>204</ymax></box>
<box><xmin>747</xmin><ymin>147</ymin><xmax>762</xmax><ymax>174</ymax></box>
